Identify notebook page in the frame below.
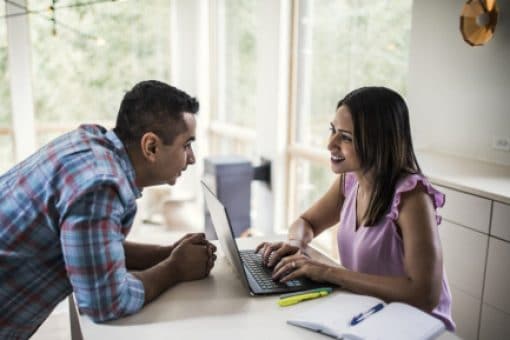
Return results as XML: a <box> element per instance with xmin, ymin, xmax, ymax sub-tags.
<box><xmin>343</xmin><ymin>302</ymin><xmax>445</xmax><ymax>340</ymax></box>
<box><xmin>287</xmin><ymin>293</ymin><xmax>383</xmax><ymax>337</ymax></box>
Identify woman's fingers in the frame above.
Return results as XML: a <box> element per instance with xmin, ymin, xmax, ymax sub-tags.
<box><xmin>267</xmin><ymin>245</ymin><xmax>299</xmax><ymax>267</ymax></box>
<box><xmin>280</xmin><ymin>267</ymin><xmax>304</xmax><ymax>282</ymax></box>
<box><xmin>272</xmin><ymin>256</ymin><xmax>304</xmax><ymax>280</ymax></box>
<box><xmin>256</xmin><ymin>242</ymin><xmax>301</xmax><ymax>267</ymax></box>
<box><xmin>255</xmin><ymin>242</ymin><xmax>268</xmax><ymax>253</ymax></box>
<box><xmin>261</xmin><ymin>242</ymin><xmax>283</xmax><ymax>265</ymax></box>
<box><xmin>274</xmin><ymin>254</ymin><xmax>296</xmax><ymax>272</ymax></box>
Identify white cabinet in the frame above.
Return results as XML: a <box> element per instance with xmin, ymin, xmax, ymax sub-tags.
<box><xmin>438</xmin><ymin>191</ymin><xmax>489</xmax><ymax>340</ymax></box>
<box><xmin>483</xmin><ymin>237</ymin><xmax>510</xmax><ymax>313</ymax></box>
<box><xmin>436</xmin><ymin>185</ymin><xmax>510</xmax><ymax>340</ymax></box>
<box><xmin>478</xmin><ymin>237</ymin><xmax>510</xmax><ymax>340</ymax></box>
<box><xmin>439</xmin><ymin>221</ymin><xmax>488</xmax><ymax>298</ymax></box>
<box><xmin>491</xmin><ymin>202</ymin><xmax>510</xmax><ymax>242</ymax></box>
<box><xmin>449</xmin><ymin>288</ymin><xmax>482</xmax><ymax>340</ymax></box>
<box><xmin>479</xmin><ymin>303</ymin><xmax>510</xmax><ymax>340</ymax></box>
<box><xmin>439</xmin><ymin>220</ymin><xmax>487</xmax><ymax>340</ymax></box>
<box><xmin>440</xmin><ymin>186</ymin><xmax>491</xmax><ymax>234</ymax></box>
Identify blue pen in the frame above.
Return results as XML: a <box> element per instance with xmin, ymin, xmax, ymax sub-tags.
<box><xmin>350</xmin><ymin>303</ymin><xmax>385</xmax><ymax>326</ymax></box>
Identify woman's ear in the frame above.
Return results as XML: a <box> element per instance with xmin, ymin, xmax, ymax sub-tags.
<box><xmin>139</xmin><ymin>132</ymin><xmax>160</xmax><ymax>162</ymax></box>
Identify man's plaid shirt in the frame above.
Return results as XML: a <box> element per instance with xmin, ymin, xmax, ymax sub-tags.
<box><xmin>0</xmin><ymin>125</ymin><xmax>145</xmax><ymax>339</ymax></box>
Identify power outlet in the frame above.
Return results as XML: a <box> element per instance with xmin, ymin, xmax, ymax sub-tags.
<box><xmin>492</xmin><ymin>136</ymin><xmax>510</xmax><ymax>151</ymax></box>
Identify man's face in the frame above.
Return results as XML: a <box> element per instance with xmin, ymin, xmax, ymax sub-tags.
<box><xmin>152</xmin><ymin>112</ymin><xmax>197</xmax><ymax>186</ymax></box>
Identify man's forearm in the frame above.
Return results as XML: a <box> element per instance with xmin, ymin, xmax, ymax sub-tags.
<box><xmin>124</xmin><ymin>241</ymin><xmax>171</xmax><ymax>270</ymax></box>
<box><xmin>130</xmin><ymin>234</ymin><xmax>216</xmax><ymax>305</ymax></box>
<box><xmin>131</xmin><ymin>258</ymin><xmax>180</xmax><ymax>304</ymax></box>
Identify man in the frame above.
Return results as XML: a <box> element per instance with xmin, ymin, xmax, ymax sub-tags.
<box><xmin>0</xmin><ymin>80</ymin><xmax>217</xmax><ymax>339</ymax></box>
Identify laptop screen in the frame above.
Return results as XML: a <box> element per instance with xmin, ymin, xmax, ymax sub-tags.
<box><xmin>201</xmin><ymin>180</ymin><xmax>251</xmax><ymax>291</ymax></box>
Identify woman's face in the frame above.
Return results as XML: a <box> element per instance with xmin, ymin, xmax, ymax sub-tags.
<box><xmin>327</xmin><ymin>105</ymin><xmax>361</xmax><ymax>174</ymax></box>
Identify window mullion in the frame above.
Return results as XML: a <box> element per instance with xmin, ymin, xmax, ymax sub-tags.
<box><xmin>5</xmin><ymin>0</ymin><xmax>36</xmax><ymax>162</ymax></box>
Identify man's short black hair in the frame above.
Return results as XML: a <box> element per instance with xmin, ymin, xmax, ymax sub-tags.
<box><xmin>114</xmin><ymin>80</ymin><xmax>199</xmax><ymax>146</ymax></box>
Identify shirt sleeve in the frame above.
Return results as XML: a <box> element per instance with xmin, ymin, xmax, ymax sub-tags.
<box><xmin>60</xmin><ymin>183</ymin><xmax>145</xmax><ymax>322</ymax></box>
<box><xmin>386</xmin><ymin>174</ymin><xmax>445</xmax><ymax>226</ymax></box>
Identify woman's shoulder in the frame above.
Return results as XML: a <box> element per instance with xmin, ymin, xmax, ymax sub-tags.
<box><xmin>387</xmin><ymin>173</ymin><xmax>445</xmax><ymax>224</ymax></box>
<box><xmin>395</xmin><ymin>173</ymin><xmax>443</xmax><ymax>198</ymax></box>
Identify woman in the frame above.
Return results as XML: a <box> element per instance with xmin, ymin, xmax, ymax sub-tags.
<box><xmin>257</xmin><ymin>86</ymin><xmax>455</xmax><ymax>330</ymax></box>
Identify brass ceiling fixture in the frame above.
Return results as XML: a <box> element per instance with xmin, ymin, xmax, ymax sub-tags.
<box><xmin>460</xmin><ymin>0</ymin><xmax>499</xmax><ymax>46</ymax></box>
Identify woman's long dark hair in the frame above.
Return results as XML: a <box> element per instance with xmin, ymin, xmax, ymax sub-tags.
<box><xmin>337</xmin><ymin>86</ymin><xmax>421</xmax><ymax>226</ymax></box>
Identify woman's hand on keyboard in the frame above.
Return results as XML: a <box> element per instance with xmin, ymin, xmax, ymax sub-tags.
<box><xmin>255</xmin><ymin>241</ymin><xmax>301</xmax><ymax>268</ymax></box>
<box><xmin>272</xmin><ymin>253</ymin><xmax>331</xmax><ymax>283</ymax></box>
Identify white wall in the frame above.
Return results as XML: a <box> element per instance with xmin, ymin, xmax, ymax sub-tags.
<box><xmin>408</xmin><ymin>0</ymin><xmax>510</xmax><ymax>166</ymax></box>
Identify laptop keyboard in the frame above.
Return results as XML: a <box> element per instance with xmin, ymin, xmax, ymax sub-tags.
<box><xmin>239</xmin><ymin>250</ymin><xmax>304</xmax><ymax>289</ymax></box>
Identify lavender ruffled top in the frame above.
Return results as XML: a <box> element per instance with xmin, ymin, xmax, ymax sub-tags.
<box><xmin>337</xmin><ymin>172</ymin><xmax>455</xmax><ymax>331</ymax></box>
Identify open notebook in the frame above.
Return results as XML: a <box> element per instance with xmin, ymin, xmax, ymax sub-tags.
<box><xmin>287</xmin><ymin>293</ymin><xmax>446</xmax><ymax>340</ymax></box>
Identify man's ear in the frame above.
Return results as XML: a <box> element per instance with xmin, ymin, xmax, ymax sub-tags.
<box><xmin>139</xmin><ymin>132</ymin><xmax>160</xmax><ymax>162</ymax></box>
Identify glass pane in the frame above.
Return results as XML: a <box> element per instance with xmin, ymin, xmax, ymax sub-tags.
<box><xmin>291</xmin><ymin>158</ymin><xmax>333</xmax><ymax>220</ymax></box>
<box><xmin>0</xmin><ymin>4</ymin><xmax>14</xmax><ymax>172</ymax></box>
<box><xmin>290</xmin><ymin>158</ymin><xmax>339</xmax><ymax>258</ymax></box>
<box><xmin>208</xmin><ymin>134</ymin><xmax>257</xmax><ymax>161</ymax></box>
<box><xmin>295</xmin><ymin>0</ymin><xmax>413</xmax><ymax>147</ymax></box>
<box><xmin>28</xmin><ymin>0</ymin><xmax>172</xmax><ymax>144</ymax></box>
<box><xmin>213</xmin><ymin>0</ymin><xmax>257</xmax><ymax>128</ymax></box>
<box><xmin>0</xmin><ymin>135</ymin><xmax>14</xmax><ymax>173</ymax></box>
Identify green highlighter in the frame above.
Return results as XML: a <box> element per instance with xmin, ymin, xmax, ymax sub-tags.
<box><xmin>278</xmin><ymin>287</ymin><xmax>333</xmax><ymax>307</ymax></box>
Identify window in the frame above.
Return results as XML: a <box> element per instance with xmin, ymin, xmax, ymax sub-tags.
<box><xmin>209</xmin><ymin>0</ymin><xmax>257</xmax><ymax>158</ymax></box>
<box><xmin>28</xmin><ymin>0</ymin><xmax>172</xmax><ymax>145</ymax></box>
<box><xmin>294</xmin><ymin>0</ymin><xmax>413</xmax><ymax>148</ymax></box>
<box><xmin>0</xmin><ymin>5</ymin><xmax>13</xmax><ymax>173</ymax></box>
<box><xmin>288</xmin><ymin>0</ymin><xmax>413</xmax><ymax>254</ymax></box>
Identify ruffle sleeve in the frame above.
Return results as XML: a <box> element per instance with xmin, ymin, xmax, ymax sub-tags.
<box><xmin>386</xmin><ymin>174</ymin><xmax>445</xmax><ymax>225</ymax></box>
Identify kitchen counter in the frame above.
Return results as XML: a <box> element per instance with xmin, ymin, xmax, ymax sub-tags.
<box><xmin>417</xmin><ymin>151</ymin><xmax>510</xmax><ymax>204</ymax></box>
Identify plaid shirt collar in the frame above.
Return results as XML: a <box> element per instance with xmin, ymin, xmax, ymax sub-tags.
<box><xmin>105</xmin><ymin>129</ymin><xmax>142</xmax><ymax>199</ymax></box>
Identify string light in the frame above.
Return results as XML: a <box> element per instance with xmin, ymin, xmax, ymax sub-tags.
<box><xmin>2</xmin><ymin>0</ymin><xmax>124</xmax><ymax>17</ymax></box>
<box><xmin>49</xmin><ymin>0</ymin><xmax>57</xmax><ymax>36</ymax></box>
<box><xmin>2</xmin><ymin>0</ymin><xmax>126</xmax><ymax>45</ymax></box>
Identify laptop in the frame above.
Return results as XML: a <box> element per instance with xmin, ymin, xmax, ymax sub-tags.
<box><xmin>201</xmin><ymin>180</ymin><xmax>325</xmax><ymax>295</ymax></box>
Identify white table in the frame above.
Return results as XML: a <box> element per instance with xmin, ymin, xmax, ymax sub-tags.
<box><xmin>70</xmin><ymin>237</ymin><xmax>460</xmax><ymax>339</ymax></box>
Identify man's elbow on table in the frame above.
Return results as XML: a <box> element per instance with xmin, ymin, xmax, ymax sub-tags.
<box><xmin>76</xmin><ymin>275</ymin><xmax>145</xmax><ymax>323</ymax></box>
